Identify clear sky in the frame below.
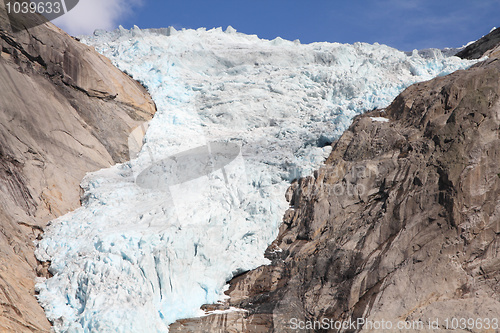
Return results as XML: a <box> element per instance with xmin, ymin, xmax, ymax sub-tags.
<box><xmin>54</xmin><ymin>0</ymin><xmax>499</xmax><ymax>51</ymax></box>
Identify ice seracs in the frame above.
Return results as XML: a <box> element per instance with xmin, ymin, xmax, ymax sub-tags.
<box><xmin>35</xmin><ymin>26</ymin><xmax>478</xmax><ymax>332</ymax></box>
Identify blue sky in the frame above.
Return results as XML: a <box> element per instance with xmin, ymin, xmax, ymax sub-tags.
<box><xmin>55</xmin><ymin>0</ymin><xmax>499</xmax><ymax>51</ymax></box>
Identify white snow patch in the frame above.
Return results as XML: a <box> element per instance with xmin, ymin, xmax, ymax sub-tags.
<box><xmin>370</xmin><ymin>117</ymin><xmax>390</xmax><ymax>123</ymax></box>
<box><xmin>203</xmin><ymin>307</ymin><xmax>248</xmax><ymax>316</ymax></box>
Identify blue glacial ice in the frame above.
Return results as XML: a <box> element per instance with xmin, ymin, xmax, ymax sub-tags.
<box><xmin>35</xmin><ymin>26</ymin><xmax>478</xmax><ymax>332</ymax></box>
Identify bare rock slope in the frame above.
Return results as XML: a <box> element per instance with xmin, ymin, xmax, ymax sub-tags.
<box><xmin>456</xmin><ymin>27</ymin><xmax>500</xmax><ymax>60</ymax></box>
<box><xmin>0</xmin><ymin>5</ymin><xmax>155</xmax><ymax>332</ymax></box>
<box><xmin>171</xmin><ymin>38</ymin><xmax>500</xmax><ymax>332</ymax></box>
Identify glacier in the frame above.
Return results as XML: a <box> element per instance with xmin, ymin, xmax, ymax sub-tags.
<box><xmin>34</xmin><ymin>26</ymin><xmax>478</xmax><ymax>332</ymax></box>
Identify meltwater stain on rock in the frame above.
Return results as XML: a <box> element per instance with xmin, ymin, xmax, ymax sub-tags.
<box><xmin>136</xmin><ymin>142</ymin><xmax>241</xmax><ymax>191</ymax></box>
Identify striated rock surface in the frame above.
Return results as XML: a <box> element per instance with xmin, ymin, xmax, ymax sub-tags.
<box><xmin>0</xmin><ymin>4</ymin><xmax>155</xmax><ymax>332</ymax></box>
<box><xmin>171</xmin><ymin>42</ymin><xmax>500</xmax><ymax>331</ymax></box>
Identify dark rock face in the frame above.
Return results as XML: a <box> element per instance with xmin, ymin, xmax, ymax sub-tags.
<box><xmin>171</xmin><ymin>57</ymin><xmax>500</xmax><ymax>331</ymax></box>
<box><xmin>0</xmin><ymin>4</ymin><xmax>155</xmax><ymax>331</ymax></box>
<box><xmin>456</xmin><ymin>27</ymin><xmax>500</xmax><ymax>60</ymax></box>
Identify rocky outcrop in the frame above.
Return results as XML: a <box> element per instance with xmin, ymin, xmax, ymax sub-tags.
<box><xmin>0</xmin><ymin>4</ymin><xmax>155</xmax><ymax>331</ymax></box>
<box><xmin>456</xmin><ymin>27</ymin><xmax>500</xmax><ymax>60</ymax></box>
<box><xmin>171</xmin><ymin>44</ymin><xmax>500</xmax><ymax>331</ymax></box>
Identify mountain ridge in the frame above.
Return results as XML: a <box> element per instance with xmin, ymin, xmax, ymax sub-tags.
<box><xmin>456</xmin><ymin>27</ymin><xmax>500</xmax><ymax>60</ymax></box>
<box><xmin>0</xmin><ymin>10</ymin><xmax>496</xmax><ymax>331</ymax></box>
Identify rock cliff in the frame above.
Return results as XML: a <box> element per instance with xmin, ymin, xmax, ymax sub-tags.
<box><xmin>0</xmin><ymin>4</ymin><xmax>155</xmax><ymax>331</ymax></box>
<box><xmin>456</xmin><ymin>27</ymin><xmax>500</xmax><ymax>60</ymax></box>
<box><xmin>171</xmin><ymin>35</ymin><xmax>500</xmax><ymax>332</ymax></box>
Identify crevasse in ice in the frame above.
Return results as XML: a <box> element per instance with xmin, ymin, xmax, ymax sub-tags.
<box><xmin>35</xmin><ymin>26</ymin><xmax>477</xmax><ymax>332</ymax></box>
